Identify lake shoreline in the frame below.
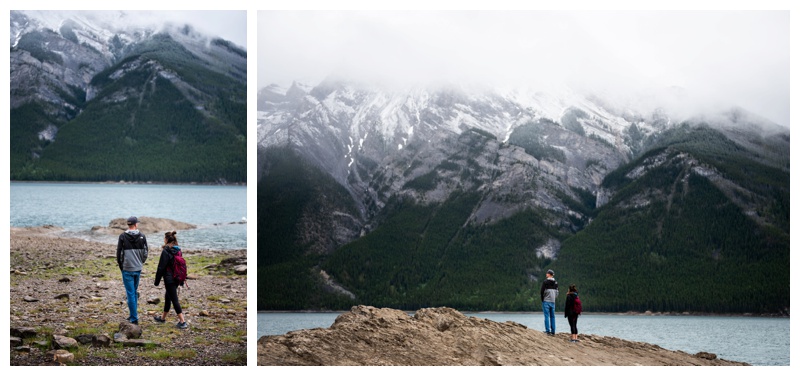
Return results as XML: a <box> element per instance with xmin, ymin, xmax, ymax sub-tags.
<box><xmin>258</xmin><ymin>309</ymin><xmax>788</xmax><ymax>318</ymax></box>
<box><xmin>11</xmin><ymin>180</ymin><xmax>246</xmax><ymax>186</ymax></box>
<box><xmin>10</xmin><ymin>222</ymin><xmax>246</xmax><ymax>252</ymax></box>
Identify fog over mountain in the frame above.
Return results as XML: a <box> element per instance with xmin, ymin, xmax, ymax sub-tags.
<box><xmin>259</xmin><ymin>10</ymin><xmax>788</xmax><ymax>127</ymax></box>
<box><xmin>257</xmin><ymin>10</ymin><xmax>789</xmax><ymax>313</ymax></box>
<box><xmin>13</xmin><ymin>10</ymin><xmax>246</xmax><ymax>50</ymax></box>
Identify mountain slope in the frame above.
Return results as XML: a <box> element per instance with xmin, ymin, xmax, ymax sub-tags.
<box><xmin>10</xmin><ymin>11</ymin><xmax>246</xmax><ymax>183</ymax></box>
<box><xmin>257</xmin><ymin>79</ymin><xmax>789</xmax><ymax>313</ymax></box>
<box><xmin>553</xmin><ymin>125</ymin><xmax>789</xmax><ymax>313</ymax></box>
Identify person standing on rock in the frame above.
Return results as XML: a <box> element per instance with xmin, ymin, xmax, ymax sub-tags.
<box><xmin>154</xmin><ymin>231</ymin><xmax>188</xmax><ymax>329</ymax></box>
<box><xmin>117</xmin><ymin>216</ymin><xmax>148</xmax><ymax>324</ymax></box>
<box><xmin>540</xmin><ymin>269</ymin><xmax>558</xmax><ymax>336</ymax></box>
<box><xmin>565</xmin><ymin>284</ymin><xmax>580</xmax><ymax>342</ymax></box>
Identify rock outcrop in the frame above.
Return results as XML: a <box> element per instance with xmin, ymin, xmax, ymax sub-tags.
<box><xmin>93</xmin><ymin>217</ymin><xmax>196</xmax><ymax>235</ymax></box>
<box><xmin>258</xmin><ymin>306</ymin><xmax>747</xmax><ymax>366</ymax></box>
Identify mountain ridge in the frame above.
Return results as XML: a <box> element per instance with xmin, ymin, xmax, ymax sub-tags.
<box><xmin>258</xmin><ymin>79</ymin><xmax>788</xmax><ymax>313</ymax></box>
<box><xmin>10</xmin><ymin>10</ymin><xmax>246</xmax><ymax>183</ymax></box>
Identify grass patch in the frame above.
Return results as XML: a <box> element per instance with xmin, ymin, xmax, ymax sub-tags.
<box><xmin>193</xmin><ymin>337</ymin><xmax>212</xmax><ymax>346</ymax></box>
<box><xmin>94</xmin><ymin>349</ymin><xmax>120</xmax><ymax>359</ymax></box>
<box><xmin>71</xmin><ymin>345</ymin><xmax>90</xmax><ymax>360</ymax></box>
<box><xmin>220</xmin><ymin>350</ymin><xmax>246</xmax><ymax>364</ymax></box>
<box><xmin>187</xmin><ymin>255</ymin><xmax>232</xmax><ymax>277</ymax></box>
<box><xmin>220</xmin><ymin>334</ymin><xmax>244</xmax><ymax>344</ymax></box>
<box><xmin>69</xmin><ymin>324</ymin><xmax>103</xmax><ymax>337</ymax></box>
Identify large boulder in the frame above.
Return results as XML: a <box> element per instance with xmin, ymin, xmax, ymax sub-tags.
<box><xmin>51</xmin><ymin>349</ymin><xmax>74</xmax><ymax>364</ymax></box>
<box><xmin>117</xmin><ymin>321</ymin><xmax>142</xmax><ymax>339</ymax></box>
<box><xmin>53</xmin><ymin>334</ymin><xmax>78</xmax><ymax>349</ymax></box>
<box><xmin>74</xmin><ymin>334</ymin><xmax>94</xmax><ymax>345</ymax></box>
<box><xmin>92</xmin><ymin>334</ymin><xmax>112</xmax><ymax>347</ymax></box>
<box><xmin>11</xmin><ymin>327</ymin><xmax>37</xmax><ymax>338</ymax></box>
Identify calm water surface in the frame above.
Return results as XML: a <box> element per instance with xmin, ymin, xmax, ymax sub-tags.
<box><xmin>10</xmin><ymin>182</ymin><xmax>246</xmax><ymax>250</ymax></box>
<box><xmin>257</xmin><ymin>312</ymin><xmax>789</xmax><ymax>366</ymax></box>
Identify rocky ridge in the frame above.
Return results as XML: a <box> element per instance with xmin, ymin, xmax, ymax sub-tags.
<box><xmin>258</xmin><ymin>305</ymin><xmax>746</xmax><ymax>366</ymax></box>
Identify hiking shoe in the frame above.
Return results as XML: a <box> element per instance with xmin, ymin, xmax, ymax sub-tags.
<box><xmin>153</xmin><ymin>315</ymin><xmax>166</xmax><ymax>323</ymax></box>
<box><xmin>130</xmin><ymin>320</ymin><xmax>138</xmax><ymax>325</ymax></box>
<box><xmin>176</xmin><ymin>321</ymin><xmax>189</xmax><ymax>330</ymax></box>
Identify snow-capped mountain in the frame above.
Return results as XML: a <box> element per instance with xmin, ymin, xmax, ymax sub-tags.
<box><xmin>257</xmin><ymin>78</ymin><xmax>675</xmax><ymax>218</ymax></box>
<box><xmin>259</xmin><ymin>79</ymin><xmax>656</xmax><ymax>153</ymax></box>
<box><xmin>10</xmin><ymin>10</ymin><xmax>246</xmax><ymax>183</ymax></box>
<box><xmin>258</xmin><ymin>77</ymin><xmax>788</xmax><ymax>244</ymax></box>
<box><xmin>257</xmin><ymin>78</ymin><xmax>789</xmax><ymax>312</ymax></box>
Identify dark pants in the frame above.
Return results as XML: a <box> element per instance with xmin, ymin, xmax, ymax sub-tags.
<box><xmin>163</xmin><ymin>282</ymin><xmax>183</xmax><ymax>314</ymax></box>
<box><xmin>567</xmin><ymin>313</ymin><xmax>579</xmax><ymax>334</ymax></box>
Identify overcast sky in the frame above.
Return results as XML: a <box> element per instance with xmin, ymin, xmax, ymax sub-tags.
<box><xmin>259</xmin><ymin>10</ymin><xmax>788</xmax><ymax>126</ymax></box>
<box><xmin>125</xmin><ymin>10</ymin><xmax>246</xmax><ymax>48</ymax></box>
<box><xmin>22</xmin><ymin>10</ymin><xmax>246</xmax><ymax>49</ymax></box>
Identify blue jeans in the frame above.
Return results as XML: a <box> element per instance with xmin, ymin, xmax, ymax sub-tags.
<box><xmin>122</xmin><ymin>270</ymin><xmax>141</xmax><ymax>323</ymax></box>
<box><xmin>542</xmin><ymin>301</ymin><xmax>556</xmax><ymax>334</ymax></box>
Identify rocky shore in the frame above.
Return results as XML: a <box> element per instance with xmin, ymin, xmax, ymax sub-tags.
<box><xmin>9</xmin><ymin>225</ymin><xmax>246</xmax><ymax>366</ymax></box>
<box><xmin>258</xmin><ymin>305</ymin><xmax>747</xmax><ymax>366</ymax></box>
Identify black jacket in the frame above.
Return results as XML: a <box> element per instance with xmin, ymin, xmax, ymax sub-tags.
<box><xmin>540</xmin><ymin>278</ymin><xmax>558</xmax><ymax>302</ymax></box>
<box><xmin>155</xmin><ymin>245</ymin><xmax>181</xmax><ymax>286</ymax></box>
<box><xmin>117</xmin><ymin>230</ymin><xmax>148</xmax><ymax>272</ymax></box>
<box><xmin>565</xmin><ymin>292</ymin><xmax>579</xmax><ymax>317</ymax></box>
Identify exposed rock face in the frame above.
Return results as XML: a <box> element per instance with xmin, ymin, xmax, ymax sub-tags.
<box><xmin>258</xmin><ymin>306</ymin><xmax>747</xmax><ymax>366</ymax></box>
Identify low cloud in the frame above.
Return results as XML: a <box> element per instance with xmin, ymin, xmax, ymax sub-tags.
<box><xmin>259</xmin><ymin>10</ymin><xmax>788</xmax><ymax>126</ymax></box>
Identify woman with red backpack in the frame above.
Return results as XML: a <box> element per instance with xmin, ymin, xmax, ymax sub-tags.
<box><xmin>154</xmin><ymin>231</ymin><xmax>189</xmax><ymax>329</ymax></box>
<box><xmin>564</xmin><ymin>284</ymin><xmax>581</xmax><ymax>342</ymax></box>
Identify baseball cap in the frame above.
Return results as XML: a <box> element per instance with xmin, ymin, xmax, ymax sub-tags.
<box><xmin>127</xmin><ymin>216</ymin><xmax>139</xmax><ymax>225</ymax></box>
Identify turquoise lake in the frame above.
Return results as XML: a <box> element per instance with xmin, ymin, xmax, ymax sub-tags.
<box><xmin>10</xmin><ymin>182</ymin><xmax>246</xmax><ymax>250</ymax></box>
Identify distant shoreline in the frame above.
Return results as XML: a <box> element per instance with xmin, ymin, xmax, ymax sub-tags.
<box><xmin>10</xmin><ymin>180</ymin><xmax>246</xmax><ymax>186</ymax></box>
<box><xmin>257</xmin><ymin>310</ymin><xmax>788</xmax><ymax>318</ymax></box>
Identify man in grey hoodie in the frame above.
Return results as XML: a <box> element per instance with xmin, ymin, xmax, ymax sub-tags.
<box><xmin>540</xmin><ymin>269</ymin><xmax>558</xmax><ymax>335</ymax></box>
<box><xmin>117</xmin><ymin>216</ymin><xmax>148</xmax><ymax>324</ymax></box>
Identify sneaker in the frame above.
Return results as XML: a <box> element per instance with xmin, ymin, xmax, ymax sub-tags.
<box><xmin>154</xmin><ymin>315</ymin><xmax>166</xmax><ymax>323</ymax></box>
<box><xmin>176</xmin><ymin>321</ymin><xmax>188</xmax><ymax>330</ymax></box>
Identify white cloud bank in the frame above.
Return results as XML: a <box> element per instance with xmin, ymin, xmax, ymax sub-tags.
<box><xmin>259</xmin><ymin>10</ymin><xmax>788</xmax><ymax>126</ymax></box>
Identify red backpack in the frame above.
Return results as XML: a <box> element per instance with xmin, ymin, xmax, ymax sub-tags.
<box><xmin>573</xmin><ymin>294</ymin><xmax>583</xmax><ymax>314</ymax></box>
<box><xmin>171</xmin><ymin>249</ymin><xmax>188</xmax><ymax>287</ymax></box>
